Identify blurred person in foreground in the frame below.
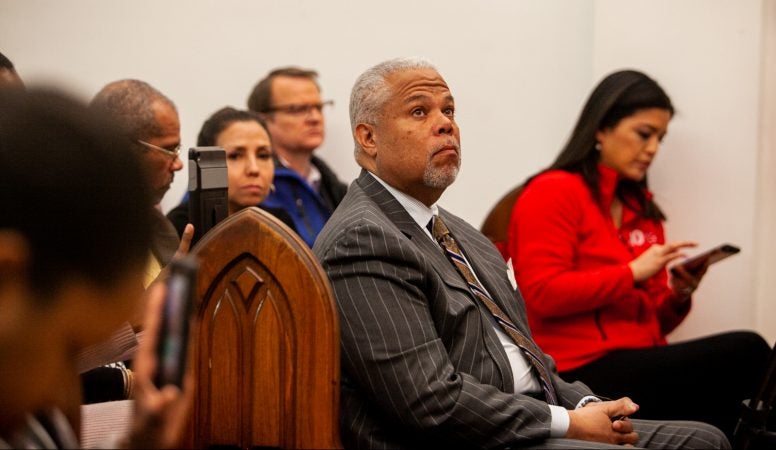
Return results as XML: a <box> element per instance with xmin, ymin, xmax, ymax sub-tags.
<box><xmin>0</xmin><ymin>51</ymin><xmax>24</xmax><ymax>90</ymax></box>
<box><xmin>0</xmin><ymin>88</ymin><xmax>190</xmax><ymax>448</ymax></box>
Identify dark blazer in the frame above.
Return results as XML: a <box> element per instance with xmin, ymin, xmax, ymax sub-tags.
<box><xmin>313</xmin><ymin>170</ymin><xmax>594</xmax><ymax>449</ymax></box>
<box><xmin>151</xmin><ymin>207</ymin><xmax>180</xmax><ymax>266</ymax></box>
<box><xmin>310</xmin><ymin>155</ymin><xmax>348</xmax><ymax>213</ymax></box>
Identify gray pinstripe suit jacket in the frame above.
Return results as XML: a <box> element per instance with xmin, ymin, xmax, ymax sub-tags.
<box><xmin>313</xmin><ymin>170</ymin><xmax>595</xmax><ymax>449</ymax></box>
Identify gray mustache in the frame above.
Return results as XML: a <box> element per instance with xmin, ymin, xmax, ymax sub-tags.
<box><xmin>433</xmin><ymin>141</ymin><xmax>461</xmax><ymax>153</ymax></box>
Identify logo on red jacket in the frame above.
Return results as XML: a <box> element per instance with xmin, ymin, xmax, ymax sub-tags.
<box><xmin>628</xmin><ymin>229</ymin><xmax>658</xmax><ymax>248</ymax></box>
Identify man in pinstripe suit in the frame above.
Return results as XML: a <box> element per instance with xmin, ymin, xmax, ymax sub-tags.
<box><xmin>313</xmin><ymin>58</ymin><xmax>729</xmax><ymax>449</ymax></box>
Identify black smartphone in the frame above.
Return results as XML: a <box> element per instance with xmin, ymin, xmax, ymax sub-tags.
<box><xmin>154</xmin><ymin>255</ymin><xmax>198</xmax><ymax>388</ymax></box>
<box><xmin>670</xmin><ymin>243</ymin><xmax>740</xmax><ymax>276</ymax></box>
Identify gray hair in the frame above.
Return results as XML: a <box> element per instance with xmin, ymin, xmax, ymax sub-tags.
<box><xmin>349</xmin><ymin>58</ymin><xmax>437</xmax><ymax>156</ymax></box>
<box><xmin>89</xmin><ymin>79</ymin><xmax>177</xmax><ymax>142</ymax></box>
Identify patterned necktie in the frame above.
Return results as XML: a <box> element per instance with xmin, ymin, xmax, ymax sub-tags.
<box><xmin>431</xmin><ymin>215</ymin><xmax>558</xmax><ymax>405</ymax></box>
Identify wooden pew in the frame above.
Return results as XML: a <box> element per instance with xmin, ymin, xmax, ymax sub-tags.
<box><xmin>185</xmin><ymin>207</ymin><xmax>341</xmax><ymax>449</ymax></box>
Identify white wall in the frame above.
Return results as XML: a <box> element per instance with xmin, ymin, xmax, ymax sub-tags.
<box><xmin>755</xmin><ymin>0</ymin><xmax>776</xmax><ymax>344</ymax></box>
<box><xmin>593</xmin><ymin>0</ymin><xmax>767</xmax><ymax>342</ymax></box>
<box><xmin>0</xmin><ymin>0</ymin><xmax>594</xmax><ymax>221</ymax></box>
<box><xmin>1</xmin><ymin>0</ymin><xmax>772</xmax><ymax>341</ymax></box>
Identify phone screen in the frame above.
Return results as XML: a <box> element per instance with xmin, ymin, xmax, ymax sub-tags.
<box><xmin>154</xmin><ymin>256</ymin><xmax>197</xmax><ymax>388</ymax></box>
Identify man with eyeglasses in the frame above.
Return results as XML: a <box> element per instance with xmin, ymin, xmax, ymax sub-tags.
<box><xmin>78</xmin><ymin>79</ymin><xmax>192</xmax><ymax>406</ymax></box>
<box><xmin>91</xmin><ymin>79</ymin><xmax>183</xmax><ymax>209</ymax></box>
<box><xmin>247</xmin><ymin>67</ymin><xmax>347</xmax><ymax>247</ymax></box>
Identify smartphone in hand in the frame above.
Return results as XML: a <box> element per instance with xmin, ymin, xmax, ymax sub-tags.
<box><xmin>670</xmin><ymin>243</ymin><xmax>740</xmax><ymax>277</ymax></box>
<box><xmin>154</xmin><ymin>256</ymin><xmax>198</xmax><ymax>388</ymax></box>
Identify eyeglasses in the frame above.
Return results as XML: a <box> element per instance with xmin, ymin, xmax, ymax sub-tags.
<box><xmin>137</xmin><ymin>139</ymin><xmax>182</xmax><ymax>161</ymax></box>
<box><xmin>265</xmin><ymin>100</ymin><xmax>333</xmax><ymax>117</ymax></box>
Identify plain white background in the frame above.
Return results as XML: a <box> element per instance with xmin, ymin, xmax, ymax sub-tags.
<box><xmin>2</xmin><ymin>0</ymin><xmax>774</xmax><ymax>342</ymax></box>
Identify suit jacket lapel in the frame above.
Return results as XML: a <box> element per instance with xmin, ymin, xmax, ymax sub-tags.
<box><xmin>357</xmin><ymin>171</ymin><xmax>470</xmax><ymax>294</ymax></box>
<box><xmin>358</xmin><ymin>171</ymin><xmax>515</xmax><ymax>391</ymax></box>
<box><xmin>358</xmin><ymin>170</ymin><xmax>522</xmax><ymax>319</ymax></box>
<box><xmin>439</xmin><ymin>208</ymin><xmax>535</xmax><ymax>340</ymax></box>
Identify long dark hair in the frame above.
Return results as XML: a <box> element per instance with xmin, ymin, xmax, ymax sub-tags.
<box><xmin>542</xmin><ymin>70</ymin><xmax>673</xmax><ymax>221</ymax></box>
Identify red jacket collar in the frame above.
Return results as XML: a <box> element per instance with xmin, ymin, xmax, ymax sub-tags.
<box><xmin>598</xmin><ymin>164</ymin><xmax>620</xmax><ymax>209</ymax></box>
<box><xmin>597</xmin><ymin>163</ymin><xmax>654</xmax><ymax>214</ymax></box>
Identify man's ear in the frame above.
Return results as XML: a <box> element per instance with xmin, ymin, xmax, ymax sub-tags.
<box><xmin>0</xmin><ymin>231</ymin><xmax>29</xmax><ymax>280</ymax></box>
<box><xmin>355</xmin><ymin>123</ymin><xmax>377</xmax><ymax>158</ymax></box>
<box><xmin>0</xmin><ymin>231</ymin><xmax>31</xmax><ymax>331</ymax></box>
<box><xmin>0</xmin><ymin>229</ymin><xmax>31</xmax><ymax>341</ymax></box>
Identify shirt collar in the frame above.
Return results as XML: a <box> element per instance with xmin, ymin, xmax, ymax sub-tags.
<box><xmin>307</xmin><ymin>164</ymin><xmax>322</xmax><ymax>191</ymax></box>
<box><xmin>369</xmin><ymin>172</ymin><xmax>438</xmax><ymax>240</ymax></box>
<box><xmin>278</xmin><ymin>155</ymin><xmax>322</xmax><ymax>192</ymax></box>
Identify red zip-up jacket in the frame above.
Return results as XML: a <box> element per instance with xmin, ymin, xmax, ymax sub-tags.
<box><xmin>506</xmin><ymin>165</ymin><xmax>690</xmax><ymax>372</ymax></box>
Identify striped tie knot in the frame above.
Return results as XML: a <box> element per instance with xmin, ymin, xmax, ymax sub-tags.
<box><xmin>431</xmin><ymin>214</ymin><xmax>451</xmax><ymax>242</ymax></box>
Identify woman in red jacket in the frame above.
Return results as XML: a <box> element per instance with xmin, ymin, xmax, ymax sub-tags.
<box><xmin>506</xmin><ymin>69</ymin><xmax>769</xmax><ymax>439</ymax></box>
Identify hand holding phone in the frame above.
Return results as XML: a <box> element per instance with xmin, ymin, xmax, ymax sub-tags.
<box><xmin>670</xmin><ymin>243</ymin><xmax>740</xmax><ymax>277</ymax></box>
<box><xmin>154</xmin><ymin>256</ymin><xmax>198</xmax><ymax>388</ymax></box>
<box><xmin>127</xmin><ymin>275</ymin><xmax>196</xmax><ymax>449</ymax></box>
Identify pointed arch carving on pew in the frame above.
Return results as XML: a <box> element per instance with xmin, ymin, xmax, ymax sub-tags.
<box><xmin>185</xmin><ymin>207</ymin><xmax>341</xmax><ymax>449</ymax></box>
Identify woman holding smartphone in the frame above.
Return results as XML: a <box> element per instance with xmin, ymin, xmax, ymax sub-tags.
<box><xmin>505</xmin><ymin>69</ymin><xmax>769</xmax><ymax>439</ymax></box>
<box><xmin>167</xmin><ymin>107</ymin><xmax>296</xmax><ymax>236</ymax></box>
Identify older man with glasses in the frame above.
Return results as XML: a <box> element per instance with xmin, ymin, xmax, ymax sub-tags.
<box><xmin>247</xmin><ymin>67</ymin><xmax>347</xmax><ymax>247</ymax></box>
<box><xmin>90</xmin><ymin>78</ymin><xmax>192</xmax><ymax>284</ymax></box>
<box><xmin>76</xmin><ymin>79</ymin><xmax>192</xmax><ymax>406</ymax></box>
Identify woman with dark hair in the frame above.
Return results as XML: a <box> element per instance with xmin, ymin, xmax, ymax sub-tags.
<box><xmin>505</xmin><ymin>70</ymin><xmax>769</xmax><ymax>438</ymax></box>
<box><xmin>167</xmin><ymin>107</ymin><xmax>295</xmax><ymax>235</ymax></box>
